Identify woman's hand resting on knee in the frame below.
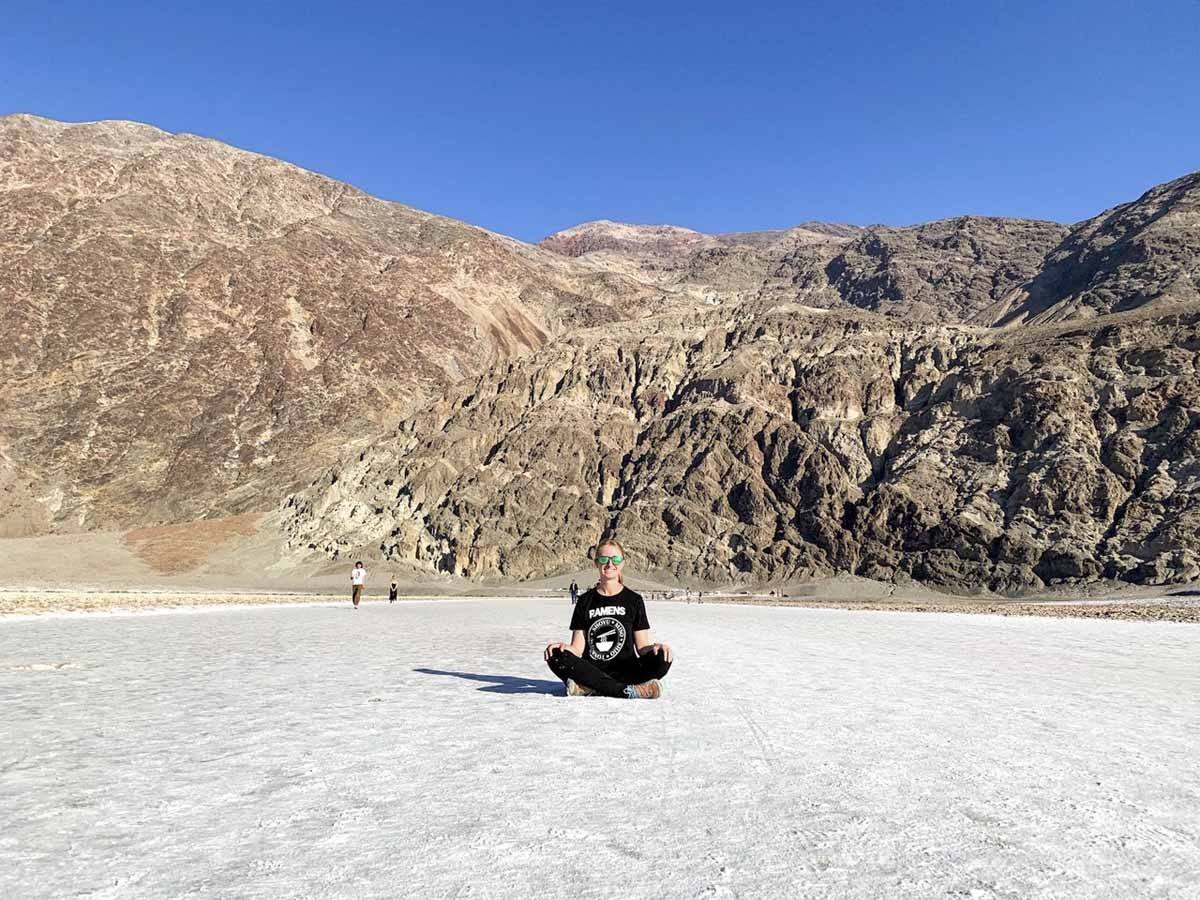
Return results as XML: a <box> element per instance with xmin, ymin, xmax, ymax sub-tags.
<box><xmin>546</xmin><ymin>631</ymin><xmax>586</xmax><ymax>662</ymax></box>
<box><xmin>639</xmin><ymin>642</ymin><xmax>673</xmax><ymax>662</ymax></box>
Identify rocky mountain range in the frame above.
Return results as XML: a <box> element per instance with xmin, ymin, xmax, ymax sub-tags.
<box><xmin>0</xmin><ymin>114</ymin><xmax>662</xmax><ymax>536</ymax></box>
<box><xmin>3</xmin><ymin>115</ymin><xmax>1198</xmax><ymax>590</ymax></box>
<box><xmin>282</xmin><ymin>301</ymin><xmax>1199</xmax><ymax>591</ymax></box>
<box><xmin>284</xmin><ymin>173</ymin><xmax>1200</xmax><ymax>591</ymax></box>
<box><xmin>540</xmin><ymin>215</ymin><xmax>1072</xmax><ymax>324</ymax></box>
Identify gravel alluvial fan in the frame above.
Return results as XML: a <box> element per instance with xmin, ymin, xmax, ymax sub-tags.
<box><xmin>3</xmin><ymin>115</ymin><xmax>1198</xmax><ymax>590</ymax></box>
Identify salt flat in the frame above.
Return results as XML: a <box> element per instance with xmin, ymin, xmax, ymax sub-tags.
<box><xmin>1</xmin><ymin>598</ymin><xmax>1198</xmax><ymax>899</ymax></box>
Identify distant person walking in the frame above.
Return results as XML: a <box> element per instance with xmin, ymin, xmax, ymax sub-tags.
<box><xmin>543</xmin><ymin>536</ymin><xmax>673</xmax><ymax>699</ymax></box>
<box><xmin>389</xmin><ymin>580</ymin><xmax>399</xmax><ymax>604</ymax></box>
<box><xmin>350</xmin><ymin>561</ymin><xmax>367</xmax><ymax>608</ymax></box>
<box><xmin>569</xmin><ymin>581</ymin><xmax>579</xmax><ymax>605</ymax></box>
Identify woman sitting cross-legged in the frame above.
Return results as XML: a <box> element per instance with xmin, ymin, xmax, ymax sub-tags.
<box><xmin>543</xmin><ymin>537</ymin><xmax>672</xmax><ymax>699</ymax></box>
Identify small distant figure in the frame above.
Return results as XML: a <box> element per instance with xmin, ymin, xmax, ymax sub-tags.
<box><xmin>698</xmin><ymin>591</ymin><xmax>704</xmax><ymax>605</ymax></box>
<box><xmin>389</xmin><ymin>580</ymin><xmax>398</xmax><ymax>604</ymax></box>
<box><xmin>569</xmin><ymin>581</ymin><xmax>579</xmax><ymax>605</ymax></box>
<box><xmin>351</xmin><ymin>560</ymin><xmax>367</xmax><ymax>608</ymax></box>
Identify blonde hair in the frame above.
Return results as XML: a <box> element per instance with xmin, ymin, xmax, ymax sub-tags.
<box><xmin>595</xmin><ymin>535</ymin><xmax>626</xmax><ymax>586</ymax></box>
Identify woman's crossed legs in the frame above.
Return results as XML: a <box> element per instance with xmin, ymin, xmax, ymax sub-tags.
<box><xmin>546</xmin><ymin>648</ymin><xmax>671</xmax><ymax>698</ymax></box>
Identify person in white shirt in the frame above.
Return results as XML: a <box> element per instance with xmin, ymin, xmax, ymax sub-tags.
<box><xmin>350</xmin><ymin>561</ymin><xmax>367</xmax><ymax>608</ymax></box>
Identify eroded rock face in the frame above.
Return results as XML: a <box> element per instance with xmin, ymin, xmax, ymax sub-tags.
<box><xmin>991</xmin><ymin>171</ymin><xmax>1200</xmax><ymax>325</ymax></box>
<box><xmin>0</xmin><ymin>115</ymin><xmax>655</xmax><ymax>532</ymax></box>
<box><xmin>278</xmin><ymin>171</ymin><xmax>1196</xmax><ymax>592</ymax></box>
<box><xmin>811</xmin><ymin>217</ymin><xmax>1069</xmax><ymax>322</ymax></box>
<box><xmin>281</xmin><ymin>306</ymin><xmax>1200</xmax><ymax>591</ymax></box>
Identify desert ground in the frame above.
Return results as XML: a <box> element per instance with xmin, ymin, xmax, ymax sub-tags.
<box><xmin>3</xmin><ymin>516</ymin><xmax>1198</xmax><ymax>622</ymax></box>
<box><xmin>2</xmin><ymin>597</ymin><xmax>1198</xmax><ymax>899</ymax></box>
<box><xmin>3</xmin><ymin>585</ymin><xmax>1200</xmax><ymax>623</ymax></box>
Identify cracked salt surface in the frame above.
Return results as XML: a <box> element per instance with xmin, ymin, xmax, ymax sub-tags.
<box><xmin>1</xmin><ymin>599</ymin><xmax>1198</xmax><ymax>899</ymax></box>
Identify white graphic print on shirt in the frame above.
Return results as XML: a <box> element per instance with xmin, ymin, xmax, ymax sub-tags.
<box><xmin>587</xmin><ymin>616</ymin><xmax>627</xmax><ymax>662</ymax></box>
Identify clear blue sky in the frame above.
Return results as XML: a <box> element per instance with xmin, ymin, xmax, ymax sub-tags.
<box><xmin>3</xmin><ymin>1</ymin><xmax>1197</xmax><ymax>241</ymax></box>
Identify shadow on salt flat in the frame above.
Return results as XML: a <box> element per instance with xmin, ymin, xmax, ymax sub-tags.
<box><xmin>414</xmin><ymin>667</ymin><xmax>564</xmax><ymax>695</ymax></box>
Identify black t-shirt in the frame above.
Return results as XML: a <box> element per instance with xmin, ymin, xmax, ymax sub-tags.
<box><xmin>569</xmin><ymin>587</ymin><xmax>650</xmax><ymax>669</ymax></box>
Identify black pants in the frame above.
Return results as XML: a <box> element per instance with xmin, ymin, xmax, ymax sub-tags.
<box><xmin>546</xmin><ymin>649</ymin><xmax>671</xmax><ymax>698</ymax></box>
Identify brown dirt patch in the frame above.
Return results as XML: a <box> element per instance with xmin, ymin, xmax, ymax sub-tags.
<box><xmin>123</xmin><ymin>514</ymin><xmax>261</xmax><ymax>575</ymax></box>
